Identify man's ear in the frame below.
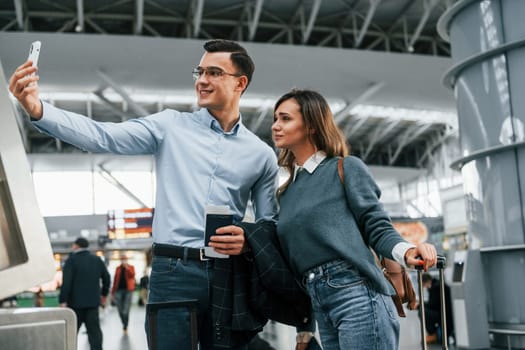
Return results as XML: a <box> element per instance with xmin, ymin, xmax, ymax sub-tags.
<box><xmin>237</xmin><ymin>76</ymin><xmax>248</xmax><ymax>92</ymax></box>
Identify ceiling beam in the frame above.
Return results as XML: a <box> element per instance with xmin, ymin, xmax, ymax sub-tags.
<box><xmin>143</xmin><ymin>21</ymin><xmax>161</xmax><ymax>36</ymax></box>
<box><xmin>334</xmin><ymin>81</ymin><xmax>385</xmax><ymax>124</ymax></box>
<box><xmin>13</xmin><ymin>0</ymin><xmax>24</xmax><ymax>30</ymax></box>
<box><xmin>249</xmin><ymin>104</ymin><xmax>271</xmax><ymax>133</ymax></box>
<box><xmin>57</xmin><ymin>17</ymin><xmax>78</xmax><ymax>32</ymax></box>
<box><xmin>390</xmin><ymin>123</ymin><xmax>433</xmax><ymax>164</ymax></box>
<box><xmin>317</xmin><ymin>30</ymin><xmax>337</xmax><ymax>46</ymax></box>
<box><xmin>76</xmin><ymin>0</ymin><xmax>84</xmax><ymax>32</ymax></box>
<box><xmin>383</xmin><ymin>0</ymin><xmax>414</xmax><ymax>34</ymax></box>
<box><xmin>144</xmin><ymin>0</ymin><xmax>183</xmax><ymax>17</ymax></box>
<box><xmin>417</xmin><ymin>126</ymin><xmax>457</xmax><ymax>167</ymax></box>
<box><xmin>268</xmin><ymin>28</ymin><xmax>287</xmax><ymax>43</ymax></box>
<box><xmin>0</xmin><ymin>1</ymin><xmax>450</xmax><ymax>55</ymax></box>
<box><xmin>344</xmin><ymin>114</ymin><xmax>370</xmax><ymax>139</ymax></box>
<box><xmin>354</xmin><ymin>0</ymin><xmax>381</xmax><ymax>48</ymax></box>
<box><xmin>363</xmin><ymin>0</ymin><xmax>413</xmax><ymax>51</ymax></box>
<box><xmin>10</xmin><ymin>10</ymin><xmax>447</xmax><ymax>45</ymax></box>
<box><xmin>248</xmin><ymin>0</ymin><xmax>264</xmax><ymax>41</ymax></box>
<box><xmin>134</xmin><ymin>0</ymin><xmax>144</xmax><ymax>35</ymax></box>
<box><xmin>85</xmin><ymin>17</ymin><xmax>107</xmax><ymax>34</ymax></box>
<box><xmin>302</xmin><ymin>0</ymin><xmax>322</xmax><ymax>44</ymax></box>
<box><xmin>362</xmin><ymin>119</ymin><xmax>400</xmax><ymax>160</ymax></box>
<box><xmin>93</xmin><ymin>90</ymin><xmax>133</xmax><ymax>121</ymax></box>
<box><xmin>96</xmin><ymin>70</ymin><xmax>149</xmax><ymax>117</ymax></box>
<box><xmin>192</xmin><ymin>0</ymin><xmax>204</xmax><ymax>37</ymax></box>
<box><xmin>98</xmin><ymin>163</ymin><xmax>148</xmax><ymax>208</ymax></box>
<box><xmin>1</xmin><ymin>19</ymin><xmax>17</xmax><ymax>31</ymax></box>
<box><xmin>407</xmin><ymin>0</ymin><xmax>439</xmax><ymax>52</ymax></box>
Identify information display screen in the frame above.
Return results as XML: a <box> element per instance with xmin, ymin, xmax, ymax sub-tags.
<box><xmin>107</xmin><ymin>208</ymin><xmax>154</xmax><ymax>239</ymax></box>
<box><xmin>452</xmin><ymin>261</ymin><xmax>465</xmax><ymax>282</ymax></box>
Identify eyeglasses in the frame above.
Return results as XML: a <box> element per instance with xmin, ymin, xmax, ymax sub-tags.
<box><xmin>192</xmin><ymin>66</ymin><xmax>243</xmax><ymax>81</ymax></box>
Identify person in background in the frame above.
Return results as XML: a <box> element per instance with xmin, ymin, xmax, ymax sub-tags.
<box><xmin>138</xmin><ymin>271</ymin><xmax>149</xmax><ymax>306</ymax></box>
<box><xmin>271</xmin><ymin>88</ymin><xmax>438</xmax><ymax>350</ymax></box>
<box><xmin>34</xmin><ymin>287</ymin><xmax>44</xmax><ymax>307</ymax></box>
<box><xmin>59</xmin><ymin>237</ymin><xmax>110</xmax><ymax>350</ymax></box>
<box><xmin>422</xmin><ymin>272</ymin><xmax>454</xmax><ymax>344</ymax></box>
<box><xmin>111</xmin><ymin>255</ymin><xmax>136</xmax><ymax>333</ymax></box>
<box><xmin>0</xmin><ymin>295</ymin><xmax>17</xmax><ymax>308</ymax></box>
<box><xmin>9</xmin><ymin>39</ymin><xmax>279</xmax><ymax>349</ymax></box>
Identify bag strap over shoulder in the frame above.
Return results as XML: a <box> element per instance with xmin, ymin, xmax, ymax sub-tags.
<box><xmin>337</xmin><ymin>158</ymin><xmax>344</xmax><ymax>185</ymax></box>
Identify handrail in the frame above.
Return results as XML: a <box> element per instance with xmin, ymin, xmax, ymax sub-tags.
<box><xmin>489</xmin><ymin>328</ymin><xmax>525</xmax><ymax>350</ymax></box>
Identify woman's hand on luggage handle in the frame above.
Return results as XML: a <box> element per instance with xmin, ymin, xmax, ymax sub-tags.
<box><xmin>404</xmin><ymin>243</ymin><xmax>437</xmax><ymax>271</ymax></box>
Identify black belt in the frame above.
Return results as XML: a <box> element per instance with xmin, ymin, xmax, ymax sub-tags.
<box><xmin>152</xmin><ymin>243</ymin><xmax>210</xmax><ymax>261</ymax></box>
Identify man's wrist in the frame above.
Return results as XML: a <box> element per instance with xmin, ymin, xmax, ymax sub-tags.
<box><xmin>28</xmin><ymin>100</ymin><xmax>44</xmax><ymax>120</ymax></box>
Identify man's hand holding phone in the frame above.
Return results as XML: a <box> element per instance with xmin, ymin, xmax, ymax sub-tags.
<box><xmin>209</xmin><ymin>225</ymin><xmax>247</xmax><ymax>256</ymax></box>
<box><xmin>8</xmin><ymin>40</ymin><xmax>43</xmax><ymax>119</ymax></box>
<box><xmin>204</xmin><ymin>205</ymin><xmax>247</xmax><ymax>258</ymax></box>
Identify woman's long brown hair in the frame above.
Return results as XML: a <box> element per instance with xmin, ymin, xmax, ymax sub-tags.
<box><xmin>274</xmin><ymin>89</ymin><xmax>349</xmax><ymax>196</ymax></box>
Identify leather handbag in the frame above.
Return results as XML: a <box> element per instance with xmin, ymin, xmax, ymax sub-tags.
<box><xmin>337</xmin><ymin>158</ymin><xmax>418</xmax><ymax>317</ymax></box>
<box><xmin>377</xmin><ymin>254</ymin><xmax>418</xmax><ymax>317</ymax></box>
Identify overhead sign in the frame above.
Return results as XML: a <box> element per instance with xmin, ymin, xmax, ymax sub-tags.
<box><xmin>107</xmin><ymin>208</ymin><xmax>154</xmax><ymax>239</ymax></box>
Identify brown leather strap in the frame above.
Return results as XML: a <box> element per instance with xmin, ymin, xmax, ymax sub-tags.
<box><xmin>337</xmin><ymin>158</ymin><xmax>344</xmax><ymax>185</ymax></box>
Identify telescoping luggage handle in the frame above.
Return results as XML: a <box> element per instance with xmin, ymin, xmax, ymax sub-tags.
<box><xmin>416</xmin><ymin>255</ymin><xmax>448</xmax><ymax>350</ymax></box>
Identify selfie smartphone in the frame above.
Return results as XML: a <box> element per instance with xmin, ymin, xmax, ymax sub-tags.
<box><xmin>204</xmin><ymin>205</ymin><xmax>233</xmax><ymax>258</ymax></box>
<box><xmin>27</xmin><ymin>41</ymin><xmax>41</xmax><ymax>67</ymax></box>
<box><xmin>26</xmin><ymin>41</ymin><xmax>41</xmax><ymax>83</ymax></box>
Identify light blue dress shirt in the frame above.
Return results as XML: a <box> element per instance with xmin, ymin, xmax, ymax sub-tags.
<box><xmin>34</xmin><ymin>102</ymin><xmax>279</xmax><ymax>247</ymax></box>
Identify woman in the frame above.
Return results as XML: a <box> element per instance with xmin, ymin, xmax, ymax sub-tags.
<box><xmin>272</xmin><ymin>89</ymin><xmax>437</xmax><ymax>350</ymax></box>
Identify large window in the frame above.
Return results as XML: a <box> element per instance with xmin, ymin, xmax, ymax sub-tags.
<box><xmin>33</xmin><ymin>171</ymin><xmax>94</xmax><ymax>216</ymax></box>
<box><xmin>32</xmin><ymin>170</ymin><xmax>155</xmax><ymax>216</ymax></box>
<box><xmin>93</xmin><ymin>171</ymin><xmax>155</xmax><ymax>213</ymax></box>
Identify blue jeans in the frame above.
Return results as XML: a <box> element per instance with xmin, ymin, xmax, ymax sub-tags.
<box><xmin>304</xmin><ymin>260</ymin><xmax>400</xmax><ymax>350</ymax></box>
<box><xmin>146</xmin><ymin>255</ymin><xmax>247</xmax><ymax>350</ymax></box>
<box><xmin>114</xmin><ymin>289</ymin><xmax>133</xmax><ymax>329</ymax></box>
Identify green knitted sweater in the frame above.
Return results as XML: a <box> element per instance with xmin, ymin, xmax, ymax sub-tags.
<box><xmin>276</xmin><ymin>156</ymin><xmax>406</xmax><ymax>295</ymax></box>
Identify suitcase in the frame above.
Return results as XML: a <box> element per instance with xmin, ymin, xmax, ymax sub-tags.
<box><xmin>416</xmin><ymin>256</ymin><xmax>449</xmax><ymax>350</ymax></box>
<box><xmin>146</xmin><ymin>300</ymin><xmax>199</xmax><ymax>350</ymax></box>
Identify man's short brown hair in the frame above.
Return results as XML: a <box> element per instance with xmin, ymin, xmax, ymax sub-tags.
<box><xmin>203</xmin><ymin>39</ymin><xmax>254</xmax><ymax>91</ymax></box>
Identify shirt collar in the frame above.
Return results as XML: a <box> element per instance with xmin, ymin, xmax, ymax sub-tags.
<box><xmin>198</xmin><ymin>108</ymin><xmax>241</xmax><ymax>135</ymax></box>
<box><xmin>292</xmin><ymin>151</ymin><xmax>327</xmax><ymax>181</ymax></box>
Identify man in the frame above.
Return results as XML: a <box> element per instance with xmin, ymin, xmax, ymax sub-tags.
<box><xmin>111</xmin><ymin>255</ymin><xmax>136</xmax><ymax>333</ymax></box>
<box><xmin>9</xmin><ymin>39</ymin><xmax>279</xmax><ymax>349</ymax></box>
<box><xmin>59</xmin><ymin>237</ymin><xmax>110</xmax><ymax>350</ymax></box>
<box><xmin>422</xmin><ymin>273</ymin><xmax>454</xmax><ymax>344</ymax></box>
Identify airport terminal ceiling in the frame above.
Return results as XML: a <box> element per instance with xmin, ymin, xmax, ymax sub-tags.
<box><xmin>0</xmin><ymin>0</ymin><xmax>459</xmax><ymax>170</ymax></box>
